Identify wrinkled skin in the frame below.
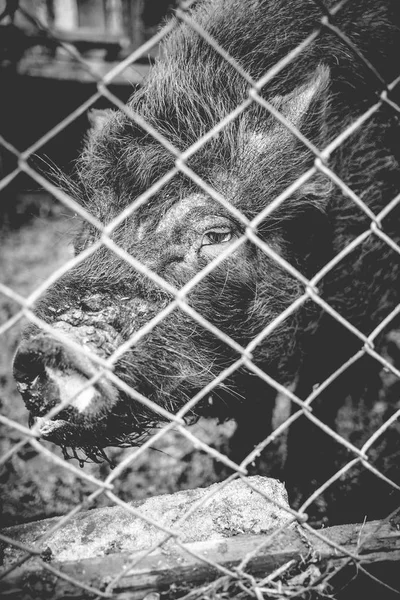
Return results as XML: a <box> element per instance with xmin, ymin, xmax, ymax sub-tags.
<box><xmin>13</xmin><ymin>0</ymin><xmax>400</xmax><ymax>464</ymax></box>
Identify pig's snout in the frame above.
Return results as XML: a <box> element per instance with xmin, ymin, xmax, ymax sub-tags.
<box><xmin>13</xmin><ymin>333</ymin><xmax>118</xmax><ymax>439</ymax></box>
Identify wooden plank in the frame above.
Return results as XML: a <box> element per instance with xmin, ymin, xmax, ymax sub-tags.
<box><xmin>1</xmin><ymin>520</ymin><xmax>399</xmax><ymax>600</ymax></box>
<box><xmin>15</xmin><ymin>52</ymin><xmax>150</xmax><ymax>85</ymax></box>
<box><xmin>53</xmin><ymin>27</ymin><xmax>127</xmax><ymax>46</ymax></box>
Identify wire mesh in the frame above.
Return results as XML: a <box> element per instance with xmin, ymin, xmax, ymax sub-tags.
<box><xmin>1</xmin><ymin>0</ymin><xmax>400</xmax><ymax>598</ymax></box>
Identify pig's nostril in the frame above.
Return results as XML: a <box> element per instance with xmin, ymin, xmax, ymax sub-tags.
<box><xmin>13</xmin><ymin>348</ymin><xmax>46</xmax><ymax>384</ymax></box>
<box><xmin>13</xmin><ymin>343</ymin><xmax>98</xmax><ymax>417</ymax></box>
<box><xmin>13</xmin><ymin>345</ymin><xmax>60</xmax><ymax>416</ymax></box>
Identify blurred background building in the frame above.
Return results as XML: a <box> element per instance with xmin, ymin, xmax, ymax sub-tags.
<box><xmin>0</xmin><ymin>0</ymin><xmax>176</xmax><ymax>226</ymax></box>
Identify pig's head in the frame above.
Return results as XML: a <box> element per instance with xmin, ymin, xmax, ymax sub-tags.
<box><xmin>13</xmin><ymin>61</ymin><xmax>333</xmax><ymax>461</ymax></box>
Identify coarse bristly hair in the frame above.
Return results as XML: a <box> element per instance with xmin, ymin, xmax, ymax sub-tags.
<box><xmin>73</xmin><ymin>0</ymin><xmax>400</xmax><ymax>313</ymax></box>
<box><xmin>75</xmin><ymin>0</ymin><xmax>399</xmax><ymax>222</ymax></box>
<box><xmin>15</xmin><ymin>0</ymin><xmax>400</xmax><ymax>461</ymax></box>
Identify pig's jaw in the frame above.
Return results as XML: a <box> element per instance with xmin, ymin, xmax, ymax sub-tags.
<box><xmin>29</xmin><ymin>414</ymin><xmax>147</xmax><ymax>467</ymax></box>
<box><xmin>31</xmin><ymin>415</ymin><xmax>121</xmax><ymax>467</ymax></box>
<box><xmin>28</xmin><ymin>402</ymin><xmax>155</xmax><ymax>467</ymax></box>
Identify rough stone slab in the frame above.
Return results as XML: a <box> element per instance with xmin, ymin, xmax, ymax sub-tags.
<box><xmin>2</xmin><ymin>519</ymin><xmax>400</xmax><ymax>600</ymax></box>
<box><xmin>2</xmin><ymin>476</ymin><xmax>292</xmax><ymax>564</ymax></box>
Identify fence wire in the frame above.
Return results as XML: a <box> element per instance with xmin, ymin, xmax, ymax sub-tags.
<box><xmin>1</xmin><ymin>0</ymin><xmax>400</xmax><ymax>598</ymax></box>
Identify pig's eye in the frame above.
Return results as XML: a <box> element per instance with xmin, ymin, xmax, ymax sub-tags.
<box><xmin>201</xmin><ymin>228</ymin><xmax>233</xmax><ymax>246</ymax></box>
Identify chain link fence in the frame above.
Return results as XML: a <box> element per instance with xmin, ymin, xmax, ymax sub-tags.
<box><xmin>1</xmin><ymin>0</ymin><xmax>400</xmax><ymax>598</ymax></box>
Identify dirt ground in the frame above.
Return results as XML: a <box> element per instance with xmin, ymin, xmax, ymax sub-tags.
<box><xmin>1</xmin><ymin>199</ymin><xmax>400</xmax><ymax>530</ymax></box>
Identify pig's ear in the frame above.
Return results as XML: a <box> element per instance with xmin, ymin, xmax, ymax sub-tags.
<box><xmin>87</xmin><ymin>109</ymin><xmax>115</xmax><ymax>133</ymax></box>
<box><xmin>270</xmin><ymin>65</ymin><xmax>330</xmax><ymax>145</ymax></box>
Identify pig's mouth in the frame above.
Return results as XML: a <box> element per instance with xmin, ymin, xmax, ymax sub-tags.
<box><xmin>28</xmin><ymin>414</ymin><xmax>151</xmax><ymax>468</ymax></box>
<box><xmin>28</xmin><ymin>416</ymin><xmax>118</xmax><ymax>467</ymax></box>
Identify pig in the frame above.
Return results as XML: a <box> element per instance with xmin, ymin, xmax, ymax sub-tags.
<box><xmin>13</xmin><ymin>0</ymin><xmax>400</xmax><ymax>473</ymax></box>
